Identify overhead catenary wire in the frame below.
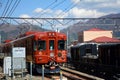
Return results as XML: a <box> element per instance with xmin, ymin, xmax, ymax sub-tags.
<box><xmin>34</xmin><ymin>0</ymin><xmax>57</xmax><ymax>17</ymax></box>
<box><xmin>55</xmin><ymin>0</ymin><xmax>81</xmax><ymax>26</ymax></box>
<box><xmin>1</xmin><ymin>0</ymin><xmax>21</xmax><ymax>23</ymax></box>
<box><xmin>1</xmin><ymin>0</ymin><xmax>21</xmax><ymax>17</ymax></box>
<box><xmin>36</xmin><ymin>0</ymin><xmax>67</xmax><ymax>30</ymax></box>
<box><xmin>0</xmin><ymin>1</ymin><xmax>2</xmax><ymax>8</ymax></box>
<box><xmin>57</xmin><ymin>0</ymin><xmax>81</xmax><ymax>18</ymax></box>
<box><xmin>6</xmin><ymin>0</ymin><xmax>21</xmax><ymax>17</ymax></box>
<box><xmin>1</xmin><ymin>0</ymin><xmax>10</xmax><ymax>17</ymax></box>
<box><xmin>51</xmin><ymin>0</ymin><xmax>66</xmax><ymax>9</ymax></box>
<box><xmin>3</xmin><ymin>0</ymin><xmax>13</xmax><ymax>17</ymax></box>
<box><xmin>38</xmin><ymin>0</ymin><xmax>67</xmax><ymax>17</ymax></box>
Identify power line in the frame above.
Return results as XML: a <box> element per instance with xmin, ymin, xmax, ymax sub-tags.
<box><xmin>38</xmin><ymin>0</ymin><xmax>67</xmax><ymax>17</ymax></box>
<box><xmin>35</xmin><ymin>0</ymin><xmax>57</xmax><ymax>17</ymax></box>
<box><xmin>51</xmin><ymin>0</ymin><xmax>66</xmax><ymax>9</ymax></box>
<box><xmin>1</xmin><ymin>0</ymin><xmax>10</xmax><ymax>17</ymax></box>
<box><xmin>4</xmin><ymin>0</ymin><xmax>13</xmax><ymax>17</ymax></box>
<box><xmin>6</xmin><ymin>0</ymin><xmax>21</xmax><ymax>17</ymax></box>
<box><xmin>57</xmin><ymin>0</ymin><xmax>81</xmax><ymax>18</ymax></box>
<box><xmin>43</xmin><ymin>0</ymin><xmax>57</xmax><ymax>11</ymax></box>
<box><xmin>0</xmin><ymin>2</ymin><xmax>2</xmax><ymax>8</ymax></box>
<box><xmin>1</xmin><ymin>0</ymin><xmax>21</xmax><ymax>17</ymax></box>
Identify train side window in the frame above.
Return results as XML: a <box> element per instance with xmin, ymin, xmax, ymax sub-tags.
<box><xmin>58</xmin><ymin>40</ymin><xmax>66</xmax><ymax>50</ymax></box>
<box><xmin>86</xmin><ymin>48</ymin><xmax>92</xmax><ymax>54</ymax></box>
<box><xmin>34</xmin><ymin>41</ymin><xmax>37</xmax><ymax>51</ymax></box>
<box><xmin>38</xmin><ymin>40</ymin><xmax>46</xmax><ymax>50</ymax></box>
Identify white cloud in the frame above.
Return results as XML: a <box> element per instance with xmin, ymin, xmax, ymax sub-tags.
<box><xmin>44</xmin><ymin>9</ymin><xmax>52</xmax><ymax>13</ymax></box>
<box><xmin>95</xmin><ymin>0</ymin><xmax>120</xmax><ymax>8</ymax></box>
<box><xmin>19</xmin><ymin>14</ymin><xmax>31</xmax><ymax>18</ymax></box>
<box><xmin>19</xmin><ymin>7</ymin><xmax>108</xmax><ymax>21</ymax></box>
<box><xmin>84</xmin><ymin>0</ymin><xmax>110</xmax><ymax>2</ymax></box>
<box><xmin>71</xmin><ymin>0</ymin><xmax>81</xmax><ymax>4</ymax></box>
<box><xmin>34</xmin><ymin>8</ymin><xmax>53</xmax><ymax>17</ymax></box>
<box><xmin>19</xmin><ymin>14</ymin><xmax>33</xmax><ymax>23</ymax></box>
<box><xmin>34</xmin><ymin>8</ymin><xmax>43</xmax><ymax>13</ymax></box>
<box><xmin>68</xmin><ymin>7</ymin><xmax>106</xmax><ymax>18</ymax></box>
<box><xmin>117</xmin><ymin>0</ymin><xmax>120</xmax><ymax>4</ymax></box>
<box><xmin>53</xmin><ymin>10</ymin><xmax>68</xmax><ymax>18</ymax></box>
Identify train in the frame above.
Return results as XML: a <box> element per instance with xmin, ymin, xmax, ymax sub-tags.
<box><xmin>0</xmin><ymin>31</ymin><xmax>67</xmax><ymax>73</ymax></box>
<box><xmin>69</xmin><ymin>43</ymin><xmax>120</xmax><ymax>79</ymax></box>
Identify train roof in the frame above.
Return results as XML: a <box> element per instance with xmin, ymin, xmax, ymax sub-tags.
<box><xmin>2</xmin><ymin>31</ymin><xmax>66</xmax><ymax>45</ymax></box>
<box><xmin>70</xmin><ymin>42</ymin><xmax>97</xmax><ymax>48</ymax></box>
<box><xmin>25</xmin><ymin>31</ymin><xmax>66</xmax><ymax>36</ymax></box>
<box><xmin>70</xmin><ymin>42</ymin><xmax>120</xmax><ymax>48</ymax></box>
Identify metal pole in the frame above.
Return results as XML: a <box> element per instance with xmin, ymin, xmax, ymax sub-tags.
<box><xmin>30</xmin><ymin>61</ymin><xmax>32</xmax><ymax>80</ymax></box>
<box><xmin>21</xmin><ymin>58</ymin><xmax>23</xmax><ymax>79</ymax></box>
<box><xmin>5</xmin><ymin>60</ymin><xmax>7</xmax><ymax>80</ymax></box>
<box><xmin>42</xmin><ymin>65</ymin><xmax>44</xmax><ymax>80</ymax></box>
<box><xmin>60</xmin><ymin>70</ymin><xmax>63</xmax><ymax>80</ymax></box>
<box><xmin>67</xmin><ymin>31</ymin><xmax>68</xmax><ymax>48</ymax></box>
<box><xmin>11</xmin><ymin>43</ymin><xmax>14</xmax><ymax>80</ymax></box>
<box><xmin>67</xmin><ymin>31</ymin><xmax>69</xmax><ymax>67</ymax></box>
<box><xmin>0</xmin><ymin>34</ymin><xmax>1</xmax><ymax>43</ymax></box>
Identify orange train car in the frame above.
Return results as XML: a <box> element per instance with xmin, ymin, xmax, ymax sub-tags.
<box><xmin>2</xmin><ymin>31</ymin><xmax>67</xmax><ymax>73</ymax></box>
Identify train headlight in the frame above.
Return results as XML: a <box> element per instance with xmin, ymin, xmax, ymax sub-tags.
<box><xmin>50</xmin><ymin>52</ymin><xmax>54</xmax><ymax>57</ymax></box>
<box><xmin>58</xmin><ymin>52</ymin><xmax>62</xmax><ymax>57</ymax></box>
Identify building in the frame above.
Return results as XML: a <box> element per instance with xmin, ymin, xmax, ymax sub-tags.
<box><xmin>78</xmin><ymin>28</ymin><xmax>113</xmax><ymax>43</ymax></box>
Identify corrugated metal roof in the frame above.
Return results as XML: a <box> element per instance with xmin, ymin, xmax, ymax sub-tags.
<box><xmin>90</xmin><ymin>36</ymin><xmax>120</xmax><ymax>43</ymax></box>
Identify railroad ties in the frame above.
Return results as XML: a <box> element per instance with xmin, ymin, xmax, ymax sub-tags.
<box><xmin>60</xmin><ymin>67</ymin><xmax>104</xmax><ymax>80</ymax></box>
<box><xmin>0</xmin><ymin>66</ymin><xmax>104</xmax><ymax>80</ymax></box>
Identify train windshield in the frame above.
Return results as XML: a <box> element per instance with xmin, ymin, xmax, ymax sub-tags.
<box><xmin>49</xmin><ymin>40</ymin><xmax>54</xmax><ymax>50</ymax></box>
<box><xmin>34</xmin><ymin>41</ymin><xmax>37</xmax><ymax>51</ymax></box>
<box><xmin>38</xmin><ymin>40</ymin><xmax>46</xmax><ymax>50</ymax></box>
<box><xmin>58</xmin><ymin>40</ymin><xmax>66</xmax><ymax>50</ymax></box>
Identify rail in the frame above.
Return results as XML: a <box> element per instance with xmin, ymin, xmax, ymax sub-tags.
<box><xmin>61</xmin><ymin>67</ymin><xmax>104</xmax><ymax>80</ymax></box>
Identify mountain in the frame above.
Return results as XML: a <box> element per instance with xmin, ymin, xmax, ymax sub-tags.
<box><xmin>60</xmin><ymin>13</ymin><xmax>120</xmax><ymax>44</ymax></box>
<box><xmin>101</xmin><ymin>13</ymin><xmax>120</xmax><ymax>18</ymax></box>
<box><xmin>0</xmin><ymin>23</ymin><xmax>48</xmax><ymax>43</ymax></box>
<box><xmin>1</xmin><ymin>13</ymin><xmax>120</xmax><ymax>43</ymax></box>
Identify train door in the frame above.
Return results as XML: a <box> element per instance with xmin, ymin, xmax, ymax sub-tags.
<box><xmin>37</xmin><ymin>40</ymin><xmax>47</xmax><ymax>63</ymax></box>
<box><xmin>49</xmin><ymin>40</ymin><xmax>55</xmax><ymax>59</ymax></box>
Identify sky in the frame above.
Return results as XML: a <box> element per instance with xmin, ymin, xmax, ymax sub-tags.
<box><xmin>0</xmin><ymin>0</ymin><xmax>120</xmax><ymax>18</ymax></box>
<box><xmin>0</xmin><ymin>0</ymin><xmax>120</xmax><ymax>30</ymax></box>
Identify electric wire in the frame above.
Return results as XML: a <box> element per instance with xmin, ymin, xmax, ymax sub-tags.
<box><xmin>57</xmin><ymin>0</ymin><xmax>81</xmax><ymax>18</ymax></box>
<box><xmin>38</xmin><ymin>0</ymin><xmax>66</xmax><ymax>17</ymax></box>
<box><xmin>1</xmin><ymin>0</ymin><xmax>10</xmax><ymax>17</ymax></box>
<box><xmin>51</xmin><ymin>0</ymin><xmax>66</xmax><ymax>9</ymax></box>
<box><xmin>0</xmin><ymin>3</ymin><xmax>1</xmax><ymax>7</ymax></box>
<box><xmin>6</xmin><ymin>0</ymin><xmax>21</xmax><ymax>17</ymax></box>
<box><xmin>1</xmin><ymin>0</ymin><xmax>21</xmax><ymax>23</ymax></box>
<box><xmin>3</xmin><ymin>0</ymin><xmax>13</xmax><ymax>17</ymax></box>
<box><xmin>55</xmin><ymin>0</ymin><xmax>81</xmax><ymax>25</ymax></box>
<box><xmin>34</xmin><ymin>0</ymin><xmax>57</xmax><ymax>17</ymax></box>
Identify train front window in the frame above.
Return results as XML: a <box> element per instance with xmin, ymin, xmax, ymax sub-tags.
<box><xmin>34</xmin><ymin>41</ymin><xmax>37</xmax><ymax>51</ymax></box>
<box><xmin>58</xmin><ymin>40</ymin><xmax>66</xmax><ymax>50</ymax></box>
<box><xmin>86</xmin><ymin>48</ymin><xmax>92</xmax><ymax>54</ymax></box>
<box><xmin>38</xmin><ymin>40</ymin><xmax>46</xmax><ymax>50</ymax></box>
<box><xmin>49</xmin><ymin>40</ymin><xmax>54</xmax><ymax>50</ymax></box>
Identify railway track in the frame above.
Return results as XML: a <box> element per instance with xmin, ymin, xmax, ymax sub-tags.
<box><xmin>0</xmin><ymin>67</ymin><xmax>104</xmax><ymax>80</ymax></box>
<box><xmin>61</xmin><ymin>67</ymin><xmax>104</xmax><ymax>80</ymax></box>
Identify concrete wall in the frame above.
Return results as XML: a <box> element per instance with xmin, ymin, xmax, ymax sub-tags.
<box><xmin>83</xmin><ymin>31</ymin><xmax>113</xmax><ymax>42</ymax></box>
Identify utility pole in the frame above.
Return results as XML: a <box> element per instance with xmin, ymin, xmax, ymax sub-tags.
<box><xmin>0</xmin><ymin>34</ymin><xmax>1</xmax><ymax>44</ymax></box>
<box><xmin>67</xmin><ymin>31</ymin><xmax>68</xmax><ymax>48</ymax></box>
